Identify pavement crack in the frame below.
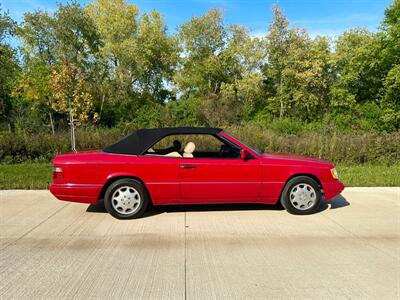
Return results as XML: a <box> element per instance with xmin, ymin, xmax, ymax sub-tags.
<box><xmin>184</xmin><ymin>211</ymin><xmax>187</xmax><ymax>300</ymax></box>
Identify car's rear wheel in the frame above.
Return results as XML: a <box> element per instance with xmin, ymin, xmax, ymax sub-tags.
<box><xmin>104</xmin><ymin>178</ymin><xmax>149</xmax><ymax>219</ymax></box>
<box><xmin>281</xmin><ymin>176</ymin><xmax>322</xmax><ymax>215</ymax></box>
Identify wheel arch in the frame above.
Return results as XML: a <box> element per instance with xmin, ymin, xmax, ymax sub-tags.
<box><xmin>97</xmin><ymin>175</ymin><xmax>153</xmax><ymax>204</ymax></box>
<box><xmin>277</xmin><ymin>173</ymin><xmax>324</xmax><ymax>204</ymax></box>
<box><xmin>285</xmin><ymin>173</ymin><xmax>322</xmax><ymax>188</ymax></box>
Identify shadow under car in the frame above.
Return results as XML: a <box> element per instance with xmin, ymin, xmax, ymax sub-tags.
<box><xmin>86</xmin><ymin>194</ymin><xmax>349</xmax><ymax>218</ymax></box>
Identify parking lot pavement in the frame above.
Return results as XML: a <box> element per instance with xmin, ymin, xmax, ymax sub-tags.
<box><xmin>0</xmin><ymin>188</ymin><xmax>399</xmax><ymax>299</ymax></box>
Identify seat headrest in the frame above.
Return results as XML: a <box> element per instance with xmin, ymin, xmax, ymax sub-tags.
<box><xmin>184</xmin><ymin>142</ymin><xmax>195</xmax><ymax>154</ymax></box>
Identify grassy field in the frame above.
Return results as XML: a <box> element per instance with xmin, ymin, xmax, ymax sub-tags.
<box><xmin>0</xmin><ymin>162</ymin><xmax>398</xmax><ymax>190</ymax></box>
<box><xmin>0</xmin><ymin>163</ymin><xmax>52</xmax><ymax>189</ymax></box>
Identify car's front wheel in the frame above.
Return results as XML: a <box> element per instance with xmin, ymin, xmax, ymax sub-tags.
<box><xmin>281</xmin><ymin>176</ymin><xmax>322</xmax><ymax>215</ymax></box>
<box><xmin>104</xmin><ymin>178</ymin><xmax>149</xmax><ymax>219</ymax></box>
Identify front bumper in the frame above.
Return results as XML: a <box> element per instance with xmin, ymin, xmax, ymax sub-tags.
<box><xmin>323</xmin><ymin>180</ymin><xmax>345</xmax><ymax>201</ymax></box>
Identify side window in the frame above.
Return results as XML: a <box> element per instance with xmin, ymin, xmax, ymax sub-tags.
<box><xmin>144</xmin><ymin>134</ymin><xmax>240</xmax><ymax>158</ymax></box>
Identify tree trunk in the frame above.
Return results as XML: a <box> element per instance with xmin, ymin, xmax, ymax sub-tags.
<box><xmin>99</xmin><ymin>94</ymin><xmax>105</xmax><ymax>122</ymax></box>
<box><xmin>49</xmin><ymin>111</ymin><xmax>55</xmax><ymax>135</ymax></box>
<box><xmin>279</xmin><ymin>77</ymin><xmax>284</xmax><ymax>118</ymax></box>
<box><xmin>69</xmin><ymin>107</ymin><xmax>76</xmax><ymax>152</ymax></box>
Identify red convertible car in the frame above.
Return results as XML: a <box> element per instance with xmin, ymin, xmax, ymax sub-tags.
<box><xmin>50</xmin><ymin>127</ymin><xmax>344</xmax><ymax>219</ymax></box>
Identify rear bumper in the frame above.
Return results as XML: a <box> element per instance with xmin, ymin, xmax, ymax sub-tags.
<box><xmin>323</xmin><ymin>180</ymin><xmax>345</xmax><ymax>201</ymax></box>
<box><xmin>49</xmin><ymin>183</ymin><xmax>102</xmax><ymax>204</ymax></box>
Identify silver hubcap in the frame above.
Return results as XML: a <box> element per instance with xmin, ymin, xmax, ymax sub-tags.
<box><xmin>111</xmin><ymin>186</ymin><xmax>141</xmax><ymax>215</ymax></box>
<box><xmin>289</xmin><ymin>183</ymin><xmax>317</xmax><ymax>211</ymax></box>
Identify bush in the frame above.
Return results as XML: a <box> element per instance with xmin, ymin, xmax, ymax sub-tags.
<box><xmin>227</xmin><ymin>124</ymin><xmax>400</xmax><ymax>164</ymax></box>
<box><xmin>166</xmin><ymin>98</ymin><xmax>205</xmax><ymax>127</ymax></box>
<box><xmin>1</xmin><ymin>125</ymin><xmax>399</xmax><ymax>164</ymax></box>
<box><xmin>269</xmin><ymin>118</ymin><xmax>304</xmax><ymax>135</ymax></box>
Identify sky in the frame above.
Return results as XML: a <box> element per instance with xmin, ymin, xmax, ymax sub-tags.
<box><xmin>1</xmin><ymin>0</ymin><xmax>394</xmax><ymax>38</ymax></box>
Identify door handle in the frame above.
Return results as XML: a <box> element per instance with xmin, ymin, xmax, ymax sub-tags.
<box><xmin>180</xmin><ymin>165</ymin><xmax>197</xmax><ymax>169</ymax></box>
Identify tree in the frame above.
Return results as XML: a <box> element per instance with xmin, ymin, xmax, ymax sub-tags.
<box><xmin>218</xmin><ymin>25</ymin><xmax>266</xmax><ymax>122</ymax></box>
<box><xmin>382</xmin><ymin>0</ymin><xmax>400</xmax><ymax>66</ymax></box>
<box><xmin>332</xmin><ymin>29</ymin><xmax>383</xmax><ymax>111</ymax></box>
<box><xmin>12</xmin><ymin>59</ymin><xmax>55</xmax><ymax>133</ymax></box>
<box><xmin>16</xmin><ymin>2</ymin><xmax>103</xmax><ymax>133</ymax></box>
<box><xmin>263</xmin><ymin>6</ymin><xmax>332</xmax><ymax>120</ymax></box>
<box><xmin>86</xmin><ymin>0</ymin><xmax>138</xmax><ymax>108</ymax></box>
<box><xmin>86</xmin><ymin>0</ymin><xmax>178</xmax><ymax>112</ymax></box>
<box><xmin>54</xmin><ymin>2</ymin><xmax>102</xmax><ymax>68</ymax></box>
<box><xmin>16</xmin><ymin>10</ymin><xmax>59</xmax><ymax>133</ymax></box>
<box><xmin>2</xmin><ymin>0</ymin><xmax>400</xmax><ymax>133</ymax></box>
<box><xmin>175</xmin><ymin>9</ymin><xmax>267</xmax><ymax>125</ymax></box>
<box><xmin>263</xmin><ymin>6</ymin><xmax>290</xmax><ymax>118</ymax></box>
<box><xmin>175</xmin><ymin>9</ymin><xmax>227</xmax><ymax>97</ymax></box>
<box><xmin>86</xmin><ymin>0</ymin><xmax>138</xmax><ymax>68</ymax></box>
<box><xmin>51</xmin><ymin>62</ymin><xmax>98</xmax><ymax>150</ymax></box>
<box><xmin>283</xmin><ymin>34</ymin><xmax>332</xmax><ymax>119</ymax></box>
<box><xmin>380</xmin><ymin>64</ymin><xmax>400</xmax><ymax>130</ymax></box>
<box><xmin>17</xmin><ymin>11</ymin><xmax>56</xmax><ymax>64</ymax></box>
<box><xmin>134</xmin><ymin>10</ymin><xmax>179</xmax><ymax>102</ymax></box>
<box><xmin>379</xmin><ymin>0</ymin><xmax>400</xmax><ymax>131</ymax></box>
<box><xmin>0</xmin><ymin>6</ymin><xmax>19</xmax><ymax>128</ymax></box>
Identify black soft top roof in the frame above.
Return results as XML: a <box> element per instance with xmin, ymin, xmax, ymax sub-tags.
<box><xmin>103</xmin><ymin>127</ymin><xmax>223</xmax><ymax>155</ymax></box>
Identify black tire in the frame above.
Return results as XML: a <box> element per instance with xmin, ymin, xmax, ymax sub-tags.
<box><xmin>280</xmin><ymin>176</ymin><xmax>322</xmax><ymax>215</ymax></box>
<box><xmin>104</xmin><ymin>178</ymin><xmax>149</xmax><ymax>219</ymax></box>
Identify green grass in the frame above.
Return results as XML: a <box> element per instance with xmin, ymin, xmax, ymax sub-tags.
<box><xmin>336</xmin><ymin>163</ymin><xmax>400</xmax><ymax>187</ymax></box>
<box><xmin>0</xmin><ymin>163</ymin><xmax>52</xmax><ymax>189</ymax></box>
<box><xmin>0</xmin><ymin>163</ymin><xmax>398</xmax><ymax>190</ymax></box>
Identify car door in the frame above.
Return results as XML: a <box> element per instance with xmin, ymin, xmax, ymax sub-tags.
<box><xmin>133</xmin><ymin>155</ymin><xmax>181</xmax><ymax>205</ymax></box>
<box><xmin>179</xmin><ymin>156</ymin><xmax>262</xmax><ymax>203</ymax></box>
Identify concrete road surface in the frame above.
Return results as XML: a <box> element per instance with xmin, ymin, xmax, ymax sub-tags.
<box><xmin>0</xmin><ymin>188</ymin><xmax>399</xmax><ymax>299</ymax></box>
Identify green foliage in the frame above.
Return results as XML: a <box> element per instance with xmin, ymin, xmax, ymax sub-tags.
<box><xmin>130</xmin><ymin>103</ymin><xmax>166</xmax><ymax>128</ymax></box>
<box><xmin>381</xmin><ymin>64</ymin><xmax>400</xmax><ymax>130</ymax></box>
<box><xmin>1</xmin><ymin>126</ymin><xmax>399</xmax><ymax>165</ymax></box>
<box><xmin>268</xmin><ymin>118</ymin><xmax>304</xmax><ymax>135</ymax></box>
<box><xmin>262</xmin><ymin>7</ymin><xmax>332</xmax><ymax>119</ymax></box>
<box><xmin>166</xmin><ymin>98</ymin><xmax>205</xmax><ymax>126</ymax></box>
<box><xmin>382</xmin><ymin>0</ymin><xmax>400</xmax><ymax>65</ymax></box>
<box><xmin>175</xmin><ymin>9</ymin><xmax>227</xmax><ymax>96</ymax></box>
<box><xmin>0</xmin><ymin>6</ymin><xmax>19</xmax><ymax>125</ymax></box>
<box><xmin>332</xmin><ymin>29</ymin><xmax>383</xmax><ymax>110</ymax></box>
<box><xmin>54</xmin><ymin>2</ymin><xmax>102</xmax><ymax>66</ymax></box>
<box><xmin>0</xmin><ymin>0</ymin><xmax>399</xmax><ymax>163</ymax></box>
<box><xmin>50</xmin><ymin>62</ymin><xmax>98</xmax><ymax>125</ymax></box>
<box><xmin>86</xmin><ymin>0</ymin><xmax>178</xmax><ymax>107</ymax></box>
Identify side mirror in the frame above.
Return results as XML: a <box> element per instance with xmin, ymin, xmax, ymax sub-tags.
<box><xmin>240</xmin><ymin>149</ymin><xmax>249</xmax><ymax>160</ymax></box>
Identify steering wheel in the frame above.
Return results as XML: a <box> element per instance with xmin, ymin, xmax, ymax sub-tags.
<box><xmin>218</xmin><ymin>145</ymin><xmax>226</xmax><ymax>158</ymax></box>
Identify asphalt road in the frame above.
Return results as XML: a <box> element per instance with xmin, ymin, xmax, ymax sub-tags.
<box><xmin>0</xmin><ymin>188</ymin><xmax>399</xmax><ymax>299</ymax></box>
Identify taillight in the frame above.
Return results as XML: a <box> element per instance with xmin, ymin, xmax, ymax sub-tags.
<box><xmin>53</xmin><ymin>166</ymin><xmax>63</xmax><ymax>180</ymax></box>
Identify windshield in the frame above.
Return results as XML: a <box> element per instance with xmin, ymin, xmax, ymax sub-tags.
<box><xmin>223</xmin><ymin>131</ymin><xmax>263</xmax><ymax>155</ymax></box>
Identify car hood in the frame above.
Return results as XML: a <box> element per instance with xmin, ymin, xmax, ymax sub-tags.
<box><xmin>260</xmin><ymin>152</ymin><xmax>333</xmax><ymax>167</ymax></box>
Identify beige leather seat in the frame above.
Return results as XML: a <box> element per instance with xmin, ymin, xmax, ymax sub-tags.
<box><xmin>183</xmin><ymin>142</ymin><xmax>195</xmax><ymax>158</ymax></box>
<box><xmin>165</xmin><ymin>151</ymin><xmax>182</xmax><ymax>157</ymax></box>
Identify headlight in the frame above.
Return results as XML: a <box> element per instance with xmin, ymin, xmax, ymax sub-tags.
<box><xmin>330</xmin><ymin>168</ymin><xmax>339</xmax><ymax>180</ymax></box>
